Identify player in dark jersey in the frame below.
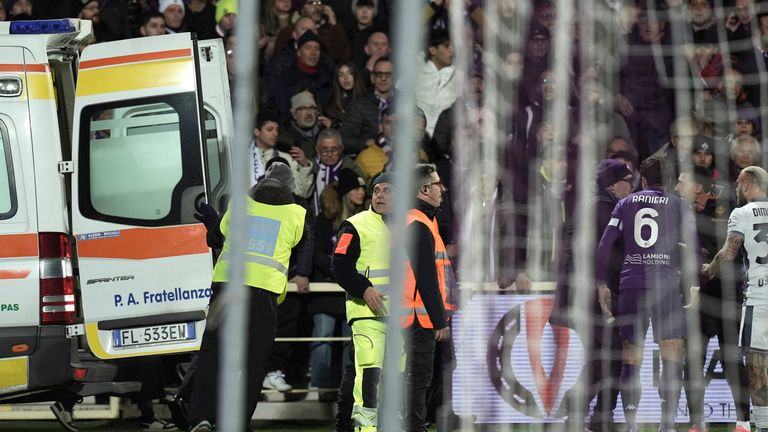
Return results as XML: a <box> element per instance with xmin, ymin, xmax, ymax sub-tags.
<box><xmin>703</xmin><ymin>166</ymin><xmax>768</xmax><ymax>432</ymax></box>
<box><xmin>597</xmin><ymin>158</ymin><xmax>700</xmax><ymax>432</ymax></box>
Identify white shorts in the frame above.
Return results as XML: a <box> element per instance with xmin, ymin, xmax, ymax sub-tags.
<box><xmin>740</xmin><ymin>305</ymin><xmax>768</xmax><ymax>352</ymax></box>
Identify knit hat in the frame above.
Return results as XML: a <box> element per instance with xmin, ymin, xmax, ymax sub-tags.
<box><xmin>692</xmin><ymin>134</ymin><xmax>713</xmax><ymax>154</ymax></box>
<box><xmin>215</xmin><ymin>0</ymin><xmax>238</xmax><ymax>23</ymax></box>
<box><xmin>338</xmin><ymin>168</ymin><xmax>366</xmax><ymax>197</ymax></box>
<box><xmin>265</xmin><ymin>161</ymin><xmax>295</xmax><ymax>192</ymax></box>
<box><xmin>296</xmin><ymin>30</ymin><xmax>321</xmax><ymax>50</ymax></box>
<box><xmin>352</xmin><ymin>0</ymin><xmax>377</xmax><ymax>12</ymax></box>
<box><xmin>371</xmin><ymin>171</ymin><xmax>393</xmax><ymax>188</ymax></box>
<box><xmin>290</xmin><ymin>91</ymin><xmax>317</xmax><ymax>115</ymax></box>
<box><xmin>596</xmin><ymin>159</ymin><xmax>633</xmax><ymax>189</ymax></box>
<box><xmin>159</xmin><ymin>0</ymin><xmax>184</xmax><ymax>15</ymax></box>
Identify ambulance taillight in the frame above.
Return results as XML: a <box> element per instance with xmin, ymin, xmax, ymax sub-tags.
<box><xmin>38</xmin><ymin>232</ymin><xmax>76</xmax><ymax>325</ymax></box>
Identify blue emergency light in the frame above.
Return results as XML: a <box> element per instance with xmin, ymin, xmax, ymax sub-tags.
<box><xmin>10</xmin><ymin>19</ymin><xmax>76</xmax><ymax>34</ymax></box>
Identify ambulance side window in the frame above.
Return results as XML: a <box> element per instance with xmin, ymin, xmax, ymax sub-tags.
<box><xmin>0</xmin><ymin>122</ymin><xmax>17</xmax><ymax>220</ymax></box>
<box><xmin>79</xmin><ymin>92</ymin><xmax>204</xmax><ymax>226</ymax></box>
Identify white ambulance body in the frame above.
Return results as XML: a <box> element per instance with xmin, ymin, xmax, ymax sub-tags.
<box><xmin>0</xmin><ymin>19</ymin><xmax>232</xmax><ymax>402</ymax></box>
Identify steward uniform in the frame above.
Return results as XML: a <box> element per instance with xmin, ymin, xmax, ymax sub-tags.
<box><xmin>402</xmin><ymin>200</ymin><xmax>456</xmax><ymax>432</ymax></box>
<box><xmin>332</xmin><ymin>207</ymin><xmax>390</xmax><ymax>432</ymax></box>
<box><xmin>188</xmin><ymin>176</ymin><xmax>307</xmax><ymax>431</ymax></box>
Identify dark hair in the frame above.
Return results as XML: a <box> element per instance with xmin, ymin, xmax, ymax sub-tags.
<box><xmin>610</xmin><ymin>150</ymin><xmax>638</xmax><ymax>168</ymax></box>
<box><xmin>372</xmin><ymin>56</ymin><xmax>392</xmax><ymax>71</ymax></box>
<box><xmin>254</xmin><ymin>109</ymin><xmax>281</xmax><ymax>130</ymax></box>
<box><xmin>639</xmin><ymin>157</ymin><xmax>667</xmax><ymax>188</ymax></box>
<box><xmin>691</xmin><ymin>165</ymin><xmax>714</xmax><ymax>193</ymax></box>
<box><xmin>414</xmin><ymin>163</ymin><xmax>437</xmax><ymax>190</ymax></box>
<box><xmin>329</xmin><ymin>61</ymin><xmax>365</xmax><ymax>118</ymax></box>
<box><xmin>141</xmin><ymin>11</ymin><xmax>165</xmax><ymax>27</ymax></box>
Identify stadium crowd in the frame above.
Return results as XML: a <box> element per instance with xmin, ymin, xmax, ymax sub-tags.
<box><xmin>21</xmin><ymin>0</ymin><xmax>768</xmax><ymax>431</ymax></box>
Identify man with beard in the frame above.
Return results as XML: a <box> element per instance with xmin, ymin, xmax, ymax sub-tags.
<box><xmin>703</xmin><ymin>166</ymin><xmax>768</xmax><ymax>432</ymax></box>
<box><xmin>676</xmin><ymin>167</ymin><xmax>750</xmax><ymax>432</ymax></box>
<box><xmin>597</xmin><ymin>158</ymin><xmax>700</xmax><ymax>432</ymax></box>
<box><xmin>277</xmin><ymin>91</ymin><xmax>332</xmax><ymax>160</ymax></box>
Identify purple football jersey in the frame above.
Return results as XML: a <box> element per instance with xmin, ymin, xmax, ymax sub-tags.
<box><xmin>597</xmin><ymin>189</ymin><xmax>698</xmax><ymax>290</ymax></box>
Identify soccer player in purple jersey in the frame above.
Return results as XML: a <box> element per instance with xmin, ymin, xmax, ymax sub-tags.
<box><xmin>596</xmin><ymin>158</ymin><xmax>701</xmax><ymax>432</ymax></box>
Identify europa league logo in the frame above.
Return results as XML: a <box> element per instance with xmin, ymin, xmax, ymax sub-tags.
<box><xmin>486</xmin><ymin>298</ymin><xmax>571</xmax><ymax>418</ymax></box>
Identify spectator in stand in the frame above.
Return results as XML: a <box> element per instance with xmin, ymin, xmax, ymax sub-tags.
<box><xmin>78</xmin><ymin>1</ymin><xmax>104</xmax><ymax>41</ymax></box>
<box><xmin>688</xmin><ymin>0</ymin><xmax>716</xmax><ymax>36</ymax></box>
<box><xmin>534</xmin><ymin>0</ymin><xmax>556</xmax><ymax>33</ymax></box>
<box><xmin>160</xmin><ymin>0</ymin><xmax>187</xmax><ymax>34</ymax></box>
<box><xmin>414</xmin><ymin>28</ymin><xmax>457</xmax><ymax>137</ymax></box>
<box><xmin>729</xmin><ymin>134</ymin><xmax>761</xmax><ymax>183</ymax></box>
<box><xmin>617</xmin><ymin>7</ymin><xmax>675</xmax><ymax>161</ymax></box>
<box><xmin>650</xmin><ymin>117</ymin><xmax>701</xmax><ymax>178</ymax></box>
<box><xmin>692</xmin><ymin>133</ymin><xmax>721</xmax><ymax>180</ymax></box>
<box><xmin>277</xmin><ymin>90</ymin><xmax>332</xmax><ymax>160</ymax></box>
<box><xmin>309</xmin><ymin>168</ymin><xmax>366</xmax><ymax>401</ymax></box>
<box><xmin>5</xmin><ymin>0</ymin><xmax>31</xmax><ymax>18</ymax></box>
<box><xmin>324</xmin><ymin>61</ymin><xmax>367</xmax><ymax>129</ymax></box>
<box><xmin>97</xmin><ymin>0</ymin><xmax>132</xmax><ymax>41</ymax></box>
<box><xmin>252</xmin><ymin>109</ymin><xmax>316</xmax><ymax>200</ymax></box>
<box><xmin>214</xmin><ymin>0</ymin><xmax>237</xmax><ymax>38</ymax></box>
<box><xmin>356</xmin><ymin>31</ymin><xmax>390</xmax><ymax>87</ymax></box>
<box><xmin>139</xmin><ymin>12</ymin><xmax>166</xmax><ymax>37</ymax></box>
<box><xmin>269</xmin><ymin>31</ymin><xmax>334</xmax><ymax>121</ymax></box>
<box><xmin>185</xmin><ymin>0</ymin><xmax>217</xmax><ymax>40</ymax></box>
<box><xmin>260</xmin><ymin>0</ymin><xmax>293</xmax><ymax>61</ymax></box>
<box><xmin>340</xmin><ymin>57</ymin><xmax>394</xmax><ymax>155</ymax></box>
<box><xmin>518</xmin><ymin>24</ymin><xmax>551</xmax><ymax>108</ymax></box>
<box><xmin>686</xmin><ymin>29</ymin><xmax>725</xmax><ymax>91</ymax></box>
<box><xmin>354</xmin><ymin>107</ymin><xmax>393</xmax><ymax>180</ymax></box>
<box><xmin>263</xmin><ymin>17</ymin><xmax>318</xmax><ymax>98</ymax></box>
<box><xmin>313</xmin><ymin>129</ymin><xmax>365</xmax><ymax>214</ymax></box>
<box><xmin>730</xmin><ymin>10</ymin><xmax>766</xmax><ymax>108</ymax></box>
<box><xmin>695</xmin><ymin>68</ymin><xmax>757</xmax><ymax>139</ymax></box>
<box><xmin>0</xmin><ymin>2</ymin><xmax>5</xmax><ymax>21</ymax></box>
<box><xmin>606</xmin><ymin>136</ymin><xmax>639</xmax><ymax>161</ymax></box>
<box><xmin>728</xmin><ymin>0</ymin><xmax>754</xmax><ymax>38</ymax></box>
<box><xmin>224</xmin><ymin>33</ymin><xmax>235</xmax><ymax>85</ymax></box>
<box><xmin>274</xmin><ymin>0</ymin><xmax>350</xmax><ymax>64</ymax></box>
<box><xmin>347</xmin><ymin>0</ymin><xmax>387</xmax><ymax>75</ymax></box>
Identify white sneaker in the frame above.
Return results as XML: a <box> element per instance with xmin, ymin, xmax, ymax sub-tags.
<box><xmin>263</xmin><ymin>370</ymin><xmax>292</xmax><ymax>392</ymax></box>
<box><xmin>50</xmin><ymin>402</ymin><xmax>78</xmax><ymax>432</ymax></box>
<box><xmin>141</xmin><ymin>418</ymin><xmax>177</xmax><ymax>430</ymax></box>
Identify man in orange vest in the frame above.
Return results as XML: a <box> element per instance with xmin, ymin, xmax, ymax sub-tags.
<box><xmin>402</xmin><ymin>163</ymin><xmax>455</xmax><ymax>432</ymax></box>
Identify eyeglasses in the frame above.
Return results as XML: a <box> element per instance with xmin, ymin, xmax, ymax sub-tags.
<box><xmin>372</xmin><ymin>71</ymin><xmax>393</xmax><ymax>78</ymax></box>
<box><xmin>424</xmin><ymin>181</ymin><xmax>447</xmax><ymax>191</ymax></box>
<box><xmin>318</xmin><ymin>147</ymin><xmax>341</xmax><ymax>155</ymax></box>
<box><xmin>308</xmin><ymin>1</ymin><xmax>323</xmax><ymax>6</ymax></box>
<box><xmin>296</xmin><ymin>106</ymin><xmax>318</xmax><ymax>113</ymax></box>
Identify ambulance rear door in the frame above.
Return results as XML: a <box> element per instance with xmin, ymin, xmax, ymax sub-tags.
<box><xmin>71</xmin><ymin>33</ymin><xmax>213</xmax><ymax>359</ymax></box>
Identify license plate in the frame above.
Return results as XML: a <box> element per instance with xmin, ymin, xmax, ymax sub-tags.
<box><xmin>112</xmin><ymin>322</ymin><xmax>196</xmax><ymax>348</ymax></box>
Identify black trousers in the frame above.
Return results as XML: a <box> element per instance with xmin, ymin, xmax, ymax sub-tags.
<box><xmin>404</xmin><ymin>321</ymin><xmax>437</xmax><ymax>432</ymax></box>
<box><xmin>336</xmin><ymin>339</ymin><xmax>356</xmax><ymax>432</ymax></box>
<box><xmin>684</xmin><ymin>299</ymin><xmax>750</xmax><ymax>424</ymax></box>
<box><xmin>188</xmin><ymin>282</ymin><xmax>278</xmax><ymax>431</ymax></box>
<box><xmin>559</xmin><ymin>319</ymin><xmax>622</xmax><ymax>423</ymax></box>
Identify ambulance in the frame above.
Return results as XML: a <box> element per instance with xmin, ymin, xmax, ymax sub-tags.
<box><xmin>0</xmin><ymin>19</ymin><xmax>232</xmax><ymax>402</ymax></box>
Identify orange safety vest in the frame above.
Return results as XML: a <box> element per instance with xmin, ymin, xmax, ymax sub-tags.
<box><xmin>402</xmin><ymin>208</ymin><xmax>458</xmax><ymax>329</ymax></box>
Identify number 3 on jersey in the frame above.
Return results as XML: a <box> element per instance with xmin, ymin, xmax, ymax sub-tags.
<box><xmin>635</xmin><ymin>208</ymin><xmax>659</xmax><ymax>248</ymax></box>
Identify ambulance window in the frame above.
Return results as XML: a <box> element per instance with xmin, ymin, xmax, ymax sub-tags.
<box><xmin>0</xmin><ymin>122</ymin><xmax>17</xmax><ymax>220</ymax></box>
<box><xmin>203</xmin><ymin>109</ymin><xmax>225</xmax><ymax>194</ymax></box>
<box><xmin>79</xmin><ymin>93</ymin><xmax>204</xmax><ymax>226</ymax></box>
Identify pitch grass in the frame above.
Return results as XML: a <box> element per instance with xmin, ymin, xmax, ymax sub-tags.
<box><xmin>0</xmin><ymin>420</ymin><xmax>737</xmax><ymax>431</ymax></box>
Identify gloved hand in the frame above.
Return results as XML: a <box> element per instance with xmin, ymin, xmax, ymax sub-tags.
<box><xmin>194</xmin><ymin>202</ymin><xmax>220</xmax><ymax>231</ymax></box>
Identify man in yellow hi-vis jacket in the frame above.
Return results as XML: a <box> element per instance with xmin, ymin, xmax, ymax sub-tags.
<box><xmin>332</xmin><ymin>173</ymin><xmax>392</xmax><ymax>432</ymax></box>
<box><xmin>188</xmin><ymin>162</ymin><xmax>308</xmax><ymax>432</ymax></box>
